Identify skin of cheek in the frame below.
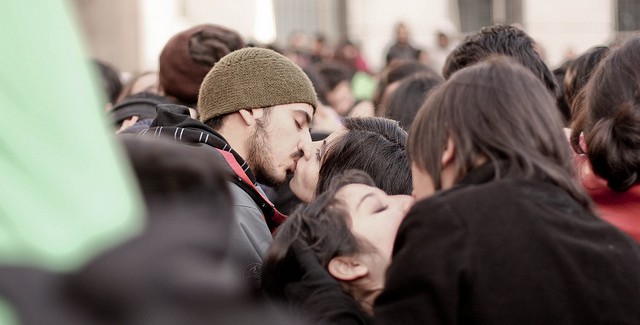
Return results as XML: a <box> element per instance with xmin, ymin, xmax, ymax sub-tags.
<box><xmin>411</xmin><ymin>163</ymin><xmax>436</xmax><ymax>200</ymax></box>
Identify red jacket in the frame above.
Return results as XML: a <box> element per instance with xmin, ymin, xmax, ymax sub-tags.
<box><xmin>573</xmin><ymin>153</ymin><xmax>640</xmax><ymax>242</ymax></box>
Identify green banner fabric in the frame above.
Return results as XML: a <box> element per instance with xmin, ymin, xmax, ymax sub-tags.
<box><xmin>0</xmin><ymin>0</ymin><xmax>144</xmax><ymax>272</ymax></box>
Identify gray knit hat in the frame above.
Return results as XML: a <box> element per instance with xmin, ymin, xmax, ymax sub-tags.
<box><xmin>197</xmin><ymin>48</ymin><xmax>318</xmax><ymax>123</ymax></box>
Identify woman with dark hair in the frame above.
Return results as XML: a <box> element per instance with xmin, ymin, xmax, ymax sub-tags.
<box><xmin>266</xmin><ymin>57</ymin><xmax>640</xmax><ymax>324</ymax></box>
<box><xmin>289</xmin><ymin>116</ymin><xmax>411</xmax><ymax>202</ymax></box>
<box><xmin>562</xmin><ymin>45</ymin><xmax>609</xmax><ymax>124</ymax></box>
<box><xmin>264</xmin><ymin>169</ymin><xmax>413</xmax><ymax>318</ymax></box>
<box><xmin>569</xmin><ymin>37</ymin><xmax>640</xmax><ymax>242</ymax></box>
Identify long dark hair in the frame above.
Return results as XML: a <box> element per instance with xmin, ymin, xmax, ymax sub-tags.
<box><xmin>570</xmin><ymin>37</ymin><xmax>640</xmax><ymax>192</ymax></box>
<box><xmin>409</xmin><ymin>56</ymin><xmax>592</xmax><ymax>208</ymax></box>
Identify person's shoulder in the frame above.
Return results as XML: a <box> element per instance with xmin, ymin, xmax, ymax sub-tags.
<box><xmin>407</xmin><ymin>177</ymin><xmax>568</xmax><ymax>225</ymax></box>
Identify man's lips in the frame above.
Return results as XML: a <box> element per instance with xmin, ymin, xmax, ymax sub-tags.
<box><xmin>288</xmin><ymin>160</ymin><xmax>298</xmax><ymax>174</ymax></box>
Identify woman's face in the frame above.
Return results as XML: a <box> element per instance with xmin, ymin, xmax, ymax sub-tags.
<box><xmin>335</xmin><ymin>183</ymin><xmax>415</xmax><ymax>268</ymax></box>
<box><xmin>290</xmin><ymin>129</ymin><xmax>346</xmax><ymax>202</ymax></box>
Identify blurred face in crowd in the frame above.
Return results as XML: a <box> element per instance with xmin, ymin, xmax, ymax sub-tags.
<box><xmin>327</xmin><ymin>80</ymin><xmax>355</xmax><ymax>116</ymax></box>
<box><xmin>290</xmin><ymin>128</ymin><xmax>347</xmax><ymax>202</ymax></box>
<box><xmin>247</xmin><ymin>103</ymin><xmax>314</xmax><ymax>187</ymax></box>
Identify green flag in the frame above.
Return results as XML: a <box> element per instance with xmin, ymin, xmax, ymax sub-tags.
<box><xmin>0</xmin><ymin>0</ymin><xmax>144</xmax><ymax>272</ymax></box>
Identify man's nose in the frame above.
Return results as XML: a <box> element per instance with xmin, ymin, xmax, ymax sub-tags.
<box><xmin>300</xmin><ymin>141</ymin><xmax>313</xmax><ymax>160</ymax></box>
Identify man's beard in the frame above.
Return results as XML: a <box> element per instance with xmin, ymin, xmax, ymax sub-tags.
<box><xmin>246</xmin><ymin>122</ymin><xmax>283</xmax><ymax>188</ymax></box>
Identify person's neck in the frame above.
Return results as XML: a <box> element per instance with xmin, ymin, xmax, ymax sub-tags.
<box><xmin>216</xmin><ymin>118</ymin><xmax>250</xmax><ymax>160</ymax></box>
<box><xmin>352</xmin><ymin>285</ymin><xmax>383</xmax><ymax>315</ymax></box>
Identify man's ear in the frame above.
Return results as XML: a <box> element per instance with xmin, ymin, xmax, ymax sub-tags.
<box><xmin>237</xmin><ymin>108</ymin><xmax>265</xmax><ymax>126</ymax></box>
<box><xmin>441</xmin><ymin>136</ymin><xmax>456</xmax><ymax>167</ymax></box>
<box><xmin>327</xmin><ymin>256</ymin><xmax>368</xmax><ymax>282</ymax></box>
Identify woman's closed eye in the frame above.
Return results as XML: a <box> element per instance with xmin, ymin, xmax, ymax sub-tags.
<box><xmin>374</xmin><ymin>204</ymin><xmax>389</xmax><ymax>213</ymax></box>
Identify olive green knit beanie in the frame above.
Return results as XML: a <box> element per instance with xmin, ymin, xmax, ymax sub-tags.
<box><xmin>197</xmin><ymin>47</ymin><xmax>318</xmax><ymax>123</ymax></box>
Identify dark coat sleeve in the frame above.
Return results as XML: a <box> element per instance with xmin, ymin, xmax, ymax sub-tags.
<box><xmin>373</xmin><ymin>199</ymin><xmax>470</xmax><ymax>325</ymax></box>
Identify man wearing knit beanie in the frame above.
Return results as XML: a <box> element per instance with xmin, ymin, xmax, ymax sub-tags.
<box><xmin>144</xmin><ymin>46</ymin><xmax>317</xmax><ymax>289</ymax></box>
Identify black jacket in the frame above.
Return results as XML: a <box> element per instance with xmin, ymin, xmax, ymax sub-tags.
<box><xmin>374</xmin><ymin>164</ymin><xmax>640</xmax><ymax>324</ymax></box>
<box><xmin>144</xmin><ymin>104</ymin><xmax>286</xmax><ymax>288</ymax></box>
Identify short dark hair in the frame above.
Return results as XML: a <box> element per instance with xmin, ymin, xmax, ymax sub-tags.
<box><xmin>443</xmin><ymin>25</ymin><xmax>557</xmax><ymax>95</ymax></box>
<box><xmin>382</xmin><ymin>72</ymin><xmax>443</xmax><ymax>131</ymax></box>
<box><xmin>373</xmin><ymin>60</ymin><xmax>435</xmax><ymax>111</ymax></box>
<box><xmin>262</xmin><ymin>170</ymin><xmax>375</xmax><ymax>297</ymax></box>
<box><xmin>570</xmin><ymin>37</ymin><xmax>640</xmax><ymax>192</ymax></box>
<box><xmin>93</xmin><ymin>59</ymin><xmax>122</xmax><ymax>105</ymax></box>
<box><xmin>409</xmin><ymin>56</ymin><xmax>591</xmax><ymax>208</ymax></box>
<box><xmin>316</xmin><ymin>117</ymin><xmax>412</xmax><ymax>197</ymax></box>
<box><xmin>317</xmin><ymin>61</ymin><xmax>352</xmax><ymax>91</ymax></box>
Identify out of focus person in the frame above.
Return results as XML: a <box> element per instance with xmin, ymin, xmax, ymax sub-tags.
<box><xmin>385</xmin><ymin>22</ymin><xmax>422</xmax><ymax>66</ymax></box>
<box><xmin>562</xmin><ymin>45</ymin><xmax>609</xmax><ymax>124</ymax></box>
<box><xmin>570</xmin><ymin>37</ymin><xmax>640</xmax><ymax>242</ymax></box>
<box><xmin>110</xmin><ymin>71</ymin><xmax>171</xmax><ymax>133</ymax></box>
<box><xmin>310</xmin><ymin>32</ymin><xmax>332</xmax><ymax>64</ymax></box>
<box><xmin>92</xmin><ymin>58</ymin><xmax>123</xmax><ymax>110</ymax></box>
<box><xmin>317</xmin><ymin>61</ymin><xmax>356</xmax><ymax>116</ymax></box>
<box><xmin>381</xmin><ymin>72</ymin><xmax>443</xmax><ymax>131</ymax></box>
<box><xmin>0</xmin><ymin>0</ymin><xmax>142</xmax><ymax>322</ymax></box>
<box><xmin>428</xmin><ymin>26</ymin><xmax>458</xmax><ymax>75</ymax></box>
<box><xmin>158</xmin><ymin>24</ymin><xmax>246</xmax><ymax>108</ymax></box>
<box><xmin>443</xmin><ymin>24</ymin><xmax>558</xmax><ymax>96</ymax></box>
<box><xmin>115</xmin><ymin>24</ymin><xmax>247</xmax><ymax>134</ymax></box>
<box><xmin>373</xmin><ymin>60</ymin><xmax>435</xmax><ymax>115</ymax></box>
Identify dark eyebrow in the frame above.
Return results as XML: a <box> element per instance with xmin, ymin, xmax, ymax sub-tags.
<box><xmin>294</xmin><ymin>110</ymin><xmax>312</xmax><ymax>126</ymax></box>
<box><xmin>356</xmin><ymin>192</ymin><xmax>376</xmax><ymax>211</ymax></box>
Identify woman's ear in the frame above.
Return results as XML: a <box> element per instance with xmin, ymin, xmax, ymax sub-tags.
<box><xmin>441</xmin><ymin>136</ymin><xmax>456</xmax><ymax>167</ymax></box>
<box><xmin>327</xmin><ymin>256</ymin><xmax>369</xmax><ymax>281</ymax></box>
<box><xmin>237</xmin><ymin>108</ymin><xmax>265</xmax><ymax>126</ymax></box>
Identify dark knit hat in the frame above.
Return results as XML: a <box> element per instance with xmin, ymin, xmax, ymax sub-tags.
<box><xmin>159</xmin><ymin>24</ymin><xmax>245</xmax><ymax>105</ymax></box>
<box><xmin>197</xmin><ymin>48</ymin><xmax>318</xmax><ymax>123</ymax></box>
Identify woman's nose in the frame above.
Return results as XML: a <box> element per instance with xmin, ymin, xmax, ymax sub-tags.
<box><xmin>392</xmin><ymin>194</ymin><xmax>415</xmax><ymax>213</ymax></box>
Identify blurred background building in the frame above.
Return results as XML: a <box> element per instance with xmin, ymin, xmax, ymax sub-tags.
<box><xmin>71</xmin><ymin>0</ymin><xmax>640</xmax><ymax>74</ymax></box>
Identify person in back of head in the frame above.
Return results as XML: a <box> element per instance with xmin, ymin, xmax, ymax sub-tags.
<box><xmin>159</xmin><ymin>24</ymin><xmax>246</xmax><ymax>107</ymax></box>
<box><xmin>110</xmin><ymin>71</ymin><xmax>171</xmax><ymax>133</ymax></box>
<box><xmin>115</xmin><ymin>24</ymin><xmax>246</xmax><ymax>133</ymax></box>
<box><xmin>266</xmin><ymin>57</ymin><xmax>640</xmax><ymax>324</ymax></box>
<box><xmin>381</xmin><ymin>72</ymin><xmax>443</xmax><ymax>131</ymax></box>
<box><xmin>144</xmin><ymin>47</ymin><xmax>317</xmax><ymax>289</ymax></box>
<box><xmin>570</xmin><ymin>37</ymin><xmax>640</xmax><ymax>242</ymax></box>
<box><xmin>92</xmin><ymin>58</ymin><xmax>122</xmax><ymax>110</ymax></box>
<box><xmin>562</xmin><ymin>45</ymin><xmax>609</xmax><ymax>124</ymax></box>
<box><xmin>443</xmin><ymin>24</ymin><xmax>558</xmax><ymax>97</ymax></box>
<box><xmin>372</xmin><ymin>60</ymin><xmax>435</xmax><ymax>115</ymax></box>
